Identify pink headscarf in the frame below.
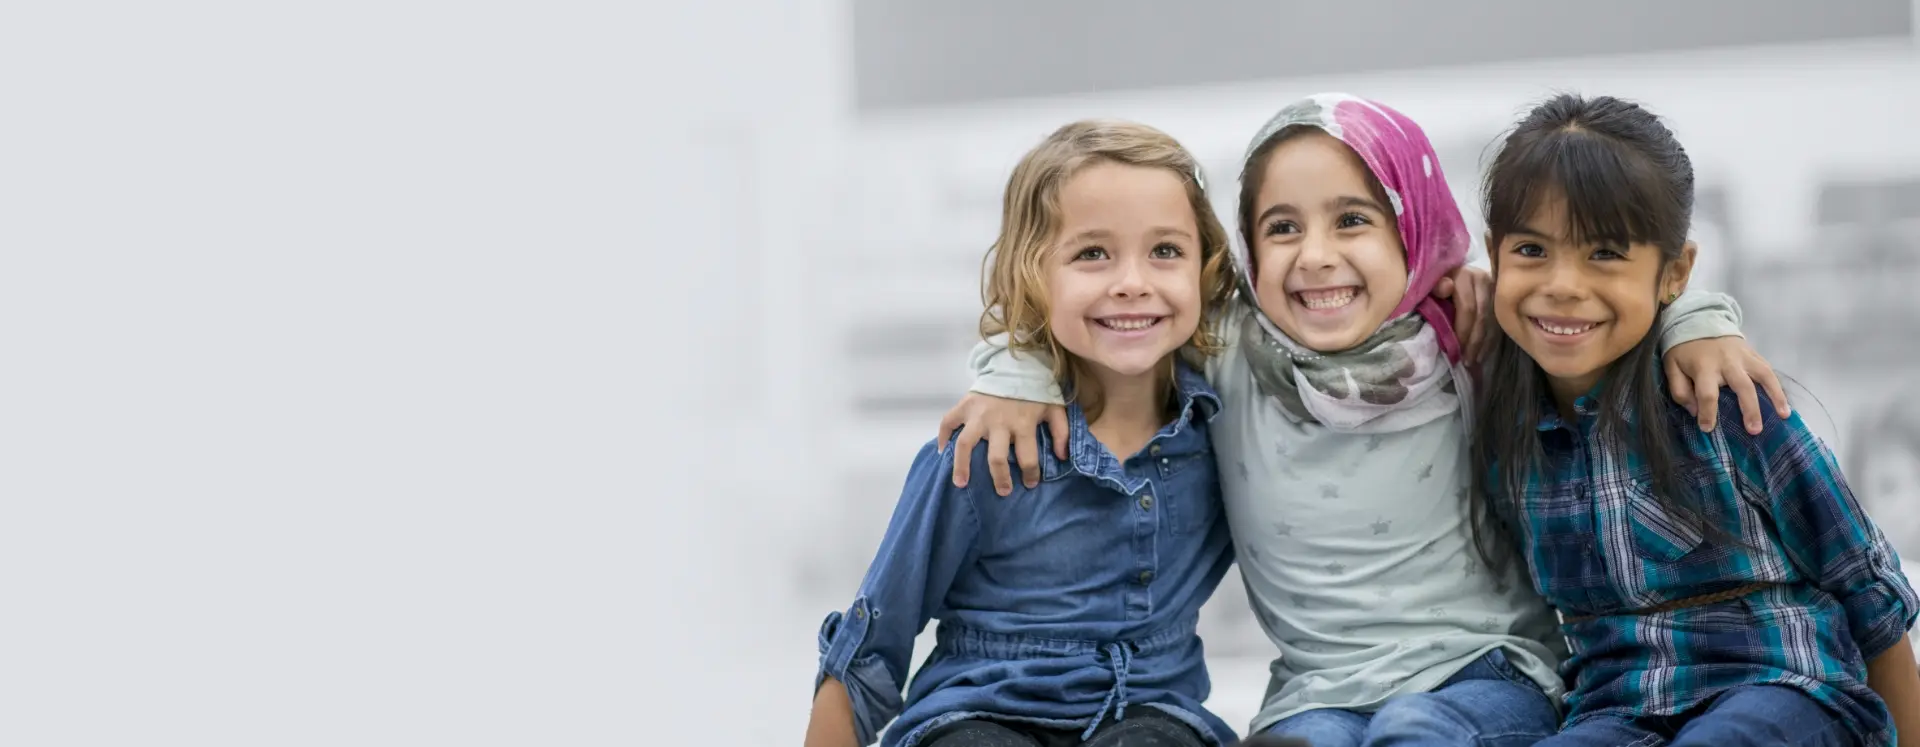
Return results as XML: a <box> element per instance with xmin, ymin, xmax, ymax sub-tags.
<box><xmin>1231</xmin><ymin>93</ymin><xmax>1472</xmax><ymax>363</ymax></box>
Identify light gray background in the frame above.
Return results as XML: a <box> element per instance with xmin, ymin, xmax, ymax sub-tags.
<box><xmin>2</xmin><ymin>1</ymin><xmax>1916</xmax><ymax>745</ymax></box>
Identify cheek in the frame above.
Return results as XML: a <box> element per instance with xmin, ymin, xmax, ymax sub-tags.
<box><xmin>1491</xmin><ymin>282</ymin><xmax>1528</xmax><ymax>332</ymax></box>
<box><xmin>1355</xmin><ymin>240</ymin><xmax>1409</xmax><ymax>297</ymax></box>
<box><xmin>1605</xmin><ymin>289</ymin><xmax>1661</xmax><ymax>334</ymax></box>
<box><xmin>1253</xmin><ymin>252</ymin><xmax>1290</xmax><ymax>301</ymax></box>
<box><xmin>1043</xmin><ymin>270</ymin><xmax>1088</xmax><ymax>330</ymax></box>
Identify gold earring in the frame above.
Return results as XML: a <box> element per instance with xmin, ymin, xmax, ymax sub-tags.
<box><xmin>1664</xmin><ymin>291</ymin><xmax>1678</xmax><ymax>304</ymax></box>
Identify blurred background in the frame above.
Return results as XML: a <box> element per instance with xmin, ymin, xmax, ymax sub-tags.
<box><xmin>3</xmin><ymin>1</ymin><xmax>1916</xmax><ymax>745</ymax></box>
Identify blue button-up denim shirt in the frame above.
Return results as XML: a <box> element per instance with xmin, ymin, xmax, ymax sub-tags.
<box><xmin>814</xmin><ymin>363</ymin><xmax>1237</xmax><ymax>747</ymax></box>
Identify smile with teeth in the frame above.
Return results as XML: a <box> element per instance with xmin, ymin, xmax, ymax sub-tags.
<box><xmin>1294</xmin><ymin>287</ymin><xmax>1359</xmax><ymax>310</ymax></box>
<box><xmin>1531</xmin><ymin>317</ymin><xmax>1599</xmax><ymax>336</ymax></box>
<box><xmin>1097</xmin><ymin>317</ymin><xmax>1163</xmax><ymax>331</ymax></box>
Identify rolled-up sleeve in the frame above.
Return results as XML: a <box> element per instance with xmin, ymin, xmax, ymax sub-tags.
<box><xmin>1748</xmin><ymin>402</ymin><xmax>1920</xmax><ymax>659</ymax></box>
<box><xmin>1656</xmin><ymin>288</ymin><xmax>1745</xmax><ymax>352</ymax></box>
<box><xmin>967</xmin><ymin>333</ymin><xmax>1066</xmax><ymax>405</ymax></box>
<box><xmin>815</xmin><ymin>441</ymin><xmax>980</xmax><ymax>746</ymax></box>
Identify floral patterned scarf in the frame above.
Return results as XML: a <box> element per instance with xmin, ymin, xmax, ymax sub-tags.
<box><xmin>1233</xmin><ymin>93</ymin><xmax>1473</xmax><ymax>434</ymax></box>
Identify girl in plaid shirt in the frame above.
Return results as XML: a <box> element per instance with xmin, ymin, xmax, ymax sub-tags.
<box><xmin>1471</xmin><ymin>93</ymin><xmax>1920</xmax><ymax>746</ymax></box>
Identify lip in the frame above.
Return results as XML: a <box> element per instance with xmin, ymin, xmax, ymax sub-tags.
<box><xmin>1289</xmin><ymin>285</ymin><xmax>1364</xmax><ymax>316</ymax></box>
<box><xmin>1528</xmin><ymin>315</ymin><xmax>1604</xmax><ymax>345</ymax></box>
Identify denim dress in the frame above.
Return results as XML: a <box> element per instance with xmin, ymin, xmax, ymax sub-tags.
<box><xmin>815</xmin><ymin>364</ymin><xmax>1239</xmax><ymax>746</ymax></box>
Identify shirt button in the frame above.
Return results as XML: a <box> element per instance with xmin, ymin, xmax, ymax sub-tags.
<box><xmin>1139</xmin><ymin>494</ymin><xmax>1154</xmax><ymax>510</ymax></box>
<box><xmin>1150</xmin><ymin>444</ymin><xmax>1161</xmax><ymax>456</ymax></box>
<box><xmin>1138</xmin><ymin>570</ymin><xmax>1154</xmax><ymax>584</ymax></box>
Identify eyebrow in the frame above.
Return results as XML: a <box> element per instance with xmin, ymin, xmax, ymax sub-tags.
<box><xmin>1506</xmin><ymin>226</ymin><xmax>1635</xmax><ymax>253</ymax></box>
<box><xmin>1255</xmin><ymin>195</ymin><xmax>1390</xmax><ymax>227</ymax></box>
<box><xmin>1060</xmin><ymin>226</ymin><xmax>1194</xmax><ymax>244</ymax></box>
<box><xmin>1509</xmin><ymin>224</ymin><xmax>1556</xmax><ymax>240</ymax></box>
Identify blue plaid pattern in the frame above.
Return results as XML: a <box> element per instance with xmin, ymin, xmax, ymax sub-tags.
<box><xmin>1506</xmin><ymin>386</ymin><xmax>1919</xmax><ymax>745</ymax></box>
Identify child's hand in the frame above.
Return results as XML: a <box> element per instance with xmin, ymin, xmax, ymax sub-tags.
<box><xmin>937</xmin><ymin>393</ymin><xmax>1069</xmax><ymax>496</ymax></box>
<box><xmin>1432</xmin><ymin>265</ymin><xmax>1492</xmax><ymax>361</ymax></box>
<box><xmin>1665</xmin><ymin>336</ymin><xmax>1791</xmax><ymax>434</ymax></box>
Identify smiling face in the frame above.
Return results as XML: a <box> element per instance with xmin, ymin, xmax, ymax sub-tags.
<box><xmin>1491</xmin><ymin>193</ymin><xmax>1694</xmax><ymax>404</ymax></box>
<box><xmin>1247</xmin><ymin>130</ymin><xmax>1409</xmax><ymax>353</ymax></box>
<box><xmin>1044</xmin><ymin>160</ymin><xmax>1204</xmax><ymax>386</ymax></box>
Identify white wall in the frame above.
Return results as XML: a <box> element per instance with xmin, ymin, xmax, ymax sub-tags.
<box><xmin>2</xmin><ymin>2</ymin><xmax>849</xmax><ymax>744</ymax></box>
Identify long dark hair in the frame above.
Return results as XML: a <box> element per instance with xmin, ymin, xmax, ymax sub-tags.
<box><xmin>1468</xmin><ymin>94</ymin><xmax>1721</xmax><ymax>569</ymax></box>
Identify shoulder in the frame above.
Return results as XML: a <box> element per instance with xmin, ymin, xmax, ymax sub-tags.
<box><xmin>918</xmin><ymin>433</ymin><xmax>1054</xmax><ymax>505</ymax></box>
<box><xmin>1679</xmin><ymin>388</ymin><xmax>1824</xmax><ymax>474</ymax></box>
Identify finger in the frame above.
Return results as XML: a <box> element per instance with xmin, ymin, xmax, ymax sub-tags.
<box><xmin>1432</xmin><ymin>275</ymin><xmax>1457</xmax><ymax>300</ymax></box>
<box><xmin>987</xmin><ymin>427</ymin><xmax>1015</xmax><ymax>497</ymax></box>
<box><xmin>1473</xmin><ymin>274</ymin><xmax>1493</xmax><ymax>321</ymax></box>
<box><xmin>1666</xmin><ymin>356</ymin><xmax>1696</xmax><ymax>414</ymax></box>
<box><xmin>1727</xmin><ymin>369</ymin><xmax>1764</xmax><ymax>435</ymax></box>
<box><xmin>937</xmin><ymin>404</ymin><xmax>963</xmax><ymax>453</ymax></box>
<box><xmin>1454</xmin><ymin>283</ymin><xmax>1480</xmax><ymax>358</ymax></box>
<box><xmin>1692</xmin><ymin>370</ymin><xmax>1723</xmax><ymax>432</ymax></box>
<box><xmin>1458</xmin><ymin>307</ymin><xmax>1481</xmax><ymax>363</ymax></box>
<box><xmin>1753</xmin><ymin>355</ymin><xmax>1791</xmax><ymax>419</ymax></box>
<box><xmin>950</xmin><ymin>421</ymin><xmax>982</xmax><ymax>487</ymax></box>
<box><xmin>1047</xmin><ymin>406</ymin><xmax>1070</xmax><ymax>460</ymax></box>
<box><xmin>1014</xmin><ymin>428</ymin><xmax>1041</xmax><ymax>490</ymax></box>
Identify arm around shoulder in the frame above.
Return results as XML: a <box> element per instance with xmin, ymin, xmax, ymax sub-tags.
<box><xmin>1656</xmin><ymin>288</ymin><xmax>1743</xmax><ymax>352</ymax></box>
<box><xmin>968</xmin><ymin>333</ymin><xmax>1065</xmax><ymax>405</ymax></box>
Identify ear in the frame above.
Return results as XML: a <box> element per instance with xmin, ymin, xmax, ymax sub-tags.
<box><xmin>1662</xmin><ymin>241</ymin><xmax>1697</xmax><ymax>299</ymax></box>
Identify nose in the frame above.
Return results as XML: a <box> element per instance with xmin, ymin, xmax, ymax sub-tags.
<box><xmin>1295</xmin><ymin>231</ymin><xmax>1337</xmax><ymax>272</ymax></box>
<box><xmin>1111</xmin><ymin>255</ymin><xmax>1152</xmax><ymax>298</ymax></box>
<box><xmin>1539</xmin><ymin>257</ymin><xmax>1590</xmax><ymax>302</ymax></box>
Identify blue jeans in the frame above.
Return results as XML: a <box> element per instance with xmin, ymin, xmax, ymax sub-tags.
<box><xmin>1535</xmin><ymin>685</ymin><xmax>1849</xmax><ymax>747</ymax></box>
<box><xmin>1262</xmin><ymin>650</ymin><xmax>1559</xmax><ymax>747</ymax></box>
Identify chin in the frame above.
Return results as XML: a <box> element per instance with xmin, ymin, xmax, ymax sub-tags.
<box><xmin>1085</xmin><ymin>354</ymin><xmax>1169</xmax><ymax>379</ymax></box>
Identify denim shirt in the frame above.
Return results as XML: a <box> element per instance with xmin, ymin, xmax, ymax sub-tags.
<box><xmin>1508</xmin><ymin>384</ymin><xmax>1918</xmax><ymax>744</ymax></box>
<box><xmin>814</xmin><ymin>364</ymin><xmax>1237</xmax><ymax>747</ymax></box>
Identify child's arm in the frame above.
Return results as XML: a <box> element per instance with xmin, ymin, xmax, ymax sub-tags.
<box><xmin>1656</xmin><ymin>289</ymin><xmax>1792</xmax><ymax>435</ymax></box>
<box><xmin>939</xmin><ymin>308</ymin><xmax>1254</xmax><ymax>495</ymax></box>
<box><xmin>1742</xmin><ymin>396</ymin><xmax>1920</xmax><ymax>737</ymax></box>
<box><xmin>806</xmin><ymin>443</ymin><xmax>981</xmax><ymax>747</ymax></box>
<box><xmin>1869</xmin><ymin>636</ymin><xmax>1920</xmax><ymax>746</ymax></box>
<box><xmin>932</xmin><ymin>334</ymin><xmax>1069</xmax><ymax>496</ymax></box>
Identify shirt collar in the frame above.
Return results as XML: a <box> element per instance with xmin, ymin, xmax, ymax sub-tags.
<box><xmin>1532</xmin><ymin>364</ymin><xmax>1671</xmax><ymax>432</ymax></box>
<box><xmin>1044</xmin><ymin>359</ymin><xmax>1220</xmax><ymax>481</ymax></box>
